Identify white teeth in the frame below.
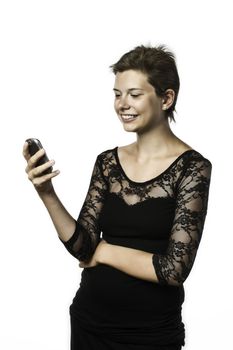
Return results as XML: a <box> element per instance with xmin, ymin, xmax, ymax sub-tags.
<box><xmin>121</xmin><ymin>114</ymin><xmax>138</xmax><ymax>120</ymax></box>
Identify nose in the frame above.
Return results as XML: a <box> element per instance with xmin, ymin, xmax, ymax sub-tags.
<box><xmin>117</xmin><ymin>94</ymin><xmax>130</xmax><ymax>110</ymax></box>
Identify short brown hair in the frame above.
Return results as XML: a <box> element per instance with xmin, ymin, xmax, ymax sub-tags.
<box><xmin>110</xmin><ymin>44</ymin><xmax>180</xmax><ymax>123</ymax></box>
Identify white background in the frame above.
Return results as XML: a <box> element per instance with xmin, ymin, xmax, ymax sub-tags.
<box><xmin>0</xmin><ymin>0</ymin><xmax>232</xmax><ymax>349</ymax></box>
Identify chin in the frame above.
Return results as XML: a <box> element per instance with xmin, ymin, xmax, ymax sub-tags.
<box><xmin>122</xmin><ymin>125</ymin><xmax>141</xmax><ymax>133</ymax></box>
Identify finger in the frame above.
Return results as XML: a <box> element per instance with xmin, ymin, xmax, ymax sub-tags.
<box><xmin>30</xmin><ymin>169</ymin><xmax>60</xmax><ymax>185</ymax></box>
<box><xmin>23</xmin><ymin>142</ymin><xmax>31</xmax><ymax>161</ymax></box>
<box><xmin>28</xmin><ymin>148</ymin><xmax>45</xmax><ymax>168</ymax></box>
<box><xmin>26</xmin><ymin>155</ymin><xmax>52</xmax><ymax>175</ymax></box>
<box><xmin>31</xmin><ymin>159</ymin><xmax>55</xmax><ymax>176</ymax></box>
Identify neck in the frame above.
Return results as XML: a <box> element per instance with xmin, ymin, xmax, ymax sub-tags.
<box><xmin>135</xmin><ymin>120</ymin><xmax>179</xmax><ymax>159</ymax></box>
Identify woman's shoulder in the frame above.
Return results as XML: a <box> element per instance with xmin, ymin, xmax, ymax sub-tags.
<box><xmin>180</xmin><ymin>148</ymin><xmax>212</xmax><ymax>168</ymax></box>
<box><xmin>96</xmin><ymin>146</ymin><xmax>117</xmax><ymax>162</ymax></box>
<box><xmin>96</xmin><ymin>143</ymin><xmax>136</xmax><ymax>163</ymax></box>
<box><xmin>166</xmin><ymin>140</ymin><xmax>212</xmax><ymax>168</ymax></box>
<box><xmin>176</xmin><ymin>149</ymin><xmax>212</xmax><ymax>189</ymax></box>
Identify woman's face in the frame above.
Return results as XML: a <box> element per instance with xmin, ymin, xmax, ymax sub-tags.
<box><xmin>113</xmin><ymin>69</ymin><xmax>166</xmax><ymax>133</ymax></box>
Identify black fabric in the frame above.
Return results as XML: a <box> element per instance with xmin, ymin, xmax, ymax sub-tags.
<box><xmin>60</xmin><ymin>146</ymin><xmax>212</xmax><ymax>348</ymax></box>
<box><xmin>70</xmin><ymin>313</ymin><xmax>182</xmax><ymax>350</ymax></box>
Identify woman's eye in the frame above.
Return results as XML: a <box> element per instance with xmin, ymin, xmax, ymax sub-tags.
<box><xmin>131</xmin><ymin>94</ymin><xmax>140</xmax><ymax>98</ymax></box>
<box><xmin>115</xmin><ymin>95</ymin><xmax>121</xmax><ymax>98</ymax></box>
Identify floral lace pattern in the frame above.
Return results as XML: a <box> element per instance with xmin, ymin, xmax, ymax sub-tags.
<box><xmin>59</xmin><ymin>156</ymin><xmax>108</xmax><ymax>261</ymax></box>
<box><xmin>152</xmin><ymin>155</ymin><xmax>212</xmax><ymax>285</ymax></box>
<box><xmin>60</xmin><ymin>147</ymin><xmax>212</xmax><ymax>286</ymax></box>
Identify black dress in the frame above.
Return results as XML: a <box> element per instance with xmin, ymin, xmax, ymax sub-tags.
<box><xmin>59</xmin><ymin>146</ymin><xmax>212</xmax><ymax>349</ymax></box>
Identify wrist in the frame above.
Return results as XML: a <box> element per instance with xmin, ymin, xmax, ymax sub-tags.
<box><xmin>38</xmin><ymin>187</ymin><xmax>56</xmax><ymax>200</ymax></box>
<box><xmin>98</xmin><ymin>242</ymin><xmax>113</xmax><ymax>265</ymax></box>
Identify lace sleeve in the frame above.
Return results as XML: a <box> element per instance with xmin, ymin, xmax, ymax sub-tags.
<box><xmin>59</xmin><ymin>155</ymin><xmax>108</xmax><ymax>262</ymax></box>
<box><xmin>152</xmin><ymin>156</ymin><xmax>212</xmax><ymax>286</ymax></box>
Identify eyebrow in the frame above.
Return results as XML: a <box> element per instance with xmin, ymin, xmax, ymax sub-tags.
<box><xmin>113</xmin><ymin>88</ymin><xmax>144</xmax><ymax>92</ymax></box>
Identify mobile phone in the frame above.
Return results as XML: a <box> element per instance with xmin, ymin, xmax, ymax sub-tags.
<box><xmin>25</xmin><ymin>138</ymin><xmax>52</xmax><ymax>174</ymax></box>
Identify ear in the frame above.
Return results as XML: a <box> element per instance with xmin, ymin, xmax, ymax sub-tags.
<box><xmin>162</xmin><ymin>89</ymin><xmax>175</xmax><ymax>110</ymax></box>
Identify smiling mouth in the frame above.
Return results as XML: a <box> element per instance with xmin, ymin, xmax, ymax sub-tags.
<box><xmin>120</xmin><ymin>114</ymin><xmax>139</xmax><ymax>122</ymax></box>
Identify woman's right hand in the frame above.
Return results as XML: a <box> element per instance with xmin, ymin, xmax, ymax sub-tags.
<box><xmin>23</xmin><ymin>141</ymin><xmax>60</xmax><ymax>195</ymax></box>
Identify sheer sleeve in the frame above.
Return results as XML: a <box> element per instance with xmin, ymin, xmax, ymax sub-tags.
<box><xmin>59</xmin><ymin>155</ymin><xmax>108</xmax><ymax>262</ymax></box>
<box><xmin>152</xmin><ymin>156</ymin><xmax>212</xmax><ymax>286</ymax></box>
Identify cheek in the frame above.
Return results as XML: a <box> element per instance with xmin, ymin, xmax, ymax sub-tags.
<box><xmin>134</xmin><ymin>99</ymin><xmax>148</xmax><ymax>113</ymax></box>
<box><xmin>146</xmin><ymin>98</ymin><xmax>160</xmax><ymax>113</ymax></box>
<box><xmin>113</xmin><ymin>100</ymin><xmax>118</xmax><ymax>111</ymax></box>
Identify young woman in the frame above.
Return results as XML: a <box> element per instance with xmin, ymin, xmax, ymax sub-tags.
<box><xmin>23</xmin><ymin>44</ymin><xmax>212</xmax><ymax>349</ymax></box>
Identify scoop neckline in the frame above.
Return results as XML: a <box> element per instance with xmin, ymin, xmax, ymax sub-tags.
<box><xmin>114</xmin><ymin>146</ymin><xmax>196</xmax><ymax>185</ymax></box>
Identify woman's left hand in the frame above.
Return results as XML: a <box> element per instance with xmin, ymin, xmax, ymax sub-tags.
<box><xmin>79</xmin><ymin>239</ymin><xmax>108</xmax><ymax>268</ymax></box>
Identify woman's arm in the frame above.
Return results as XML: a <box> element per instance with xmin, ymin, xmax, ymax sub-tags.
<box><xmin>23</xmin><ymin>142</ymin><xmax>76</xmax><ymax>241</ymax></box>
<box><xmin>38</xmin><ymin>189</ymin><xmax>76</xmax><ymax>242</ymax></box>
<box><xmin>99</xmin><ymin>243</ymin><xmax>158</xmax><ymax>283</ymax></box>
<box><xmin>59</xmin><ymin>154</ymin><xmax>108</xmax><ymax>261</ymax></box>
<box><xmin>24</xmin><ymin>142</ymin><xmax>108</xmax><ymax>261</ymax></box>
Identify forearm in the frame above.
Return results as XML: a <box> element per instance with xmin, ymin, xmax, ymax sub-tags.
<box><xmin>100</xmin><ymin>244</ymin><xmax>159</xmax><ymax>283</ymax></box>
<box><xmin>38</xmin><ymin>189</ymin><xmax>76</xmax><ymax>242</ymax></box>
